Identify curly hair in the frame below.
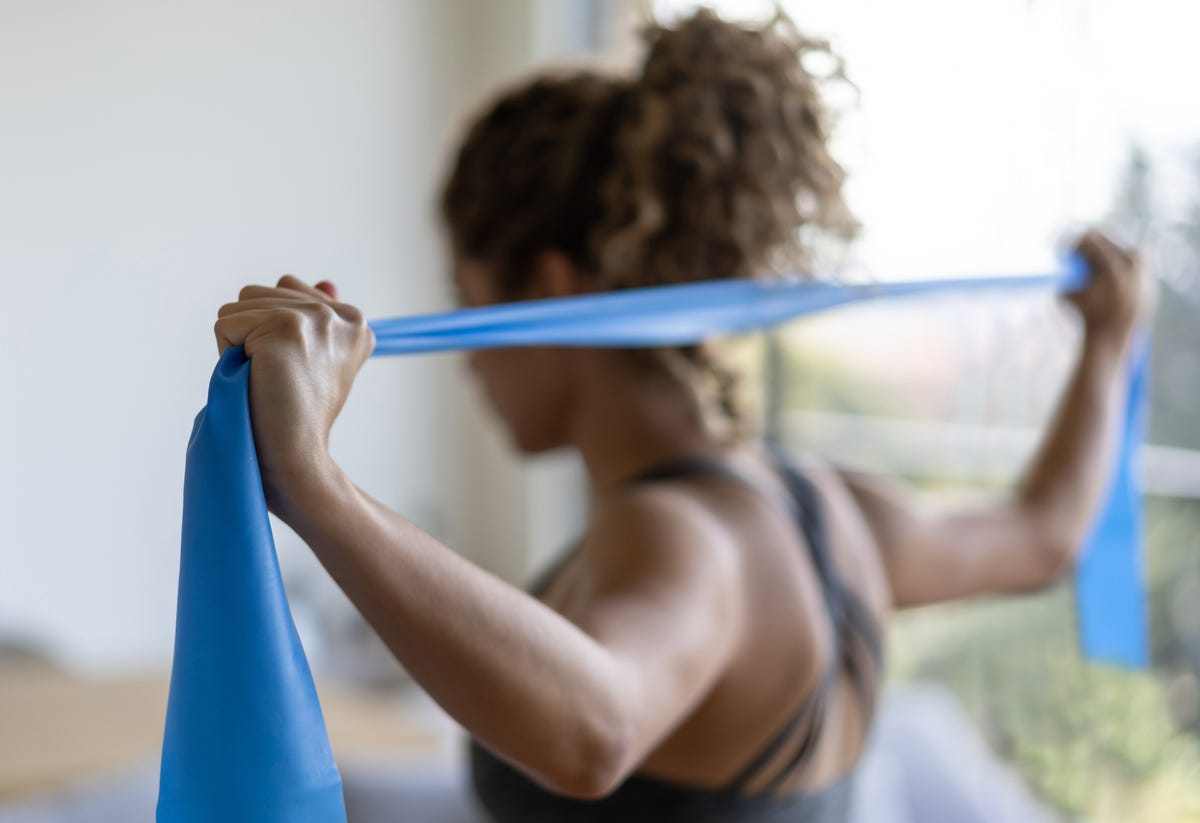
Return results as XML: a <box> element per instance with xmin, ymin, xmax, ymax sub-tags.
<box><xmin>440</xmin><ymin>8</ymin><xmax>859</xmax><ymax>440</ymax></box>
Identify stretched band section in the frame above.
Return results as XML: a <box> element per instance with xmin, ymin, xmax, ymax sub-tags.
<box><xmin>369</xmin><ymin>255</ymin><xmax>1090</xmax><ymax>355</ymax></box>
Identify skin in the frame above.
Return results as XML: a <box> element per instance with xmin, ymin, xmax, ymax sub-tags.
<box><xmin>214</xmin><ymin>229</ymin><xmax>1150</xmax><ymax>800</ymax></box>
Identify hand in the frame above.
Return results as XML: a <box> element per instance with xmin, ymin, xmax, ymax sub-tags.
<box><xmin>1065</xmin><ymin>229</ymin><xmax>1154</xmax><ymax>347</ymax></box>
<box><xmin>214</xmin><ymin>276</ymin><xmax>374</xmax><ymax>512</ymax></box>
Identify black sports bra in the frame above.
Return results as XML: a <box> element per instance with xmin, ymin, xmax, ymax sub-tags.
<box><xmin>469</xmin><ymin>449</ymin><xmax>882</xmax><ymax>822</ymax></box>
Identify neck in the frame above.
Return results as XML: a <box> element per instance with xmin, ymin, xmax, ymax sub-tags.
<box><xmin>564</xmin><ymin>350</ymin><xmax>735</xmax><ymax>496</ymax></box>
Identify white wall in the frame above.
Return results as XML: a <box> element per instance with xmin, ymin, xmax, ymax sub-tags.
<box><xmin>0</xmin><ymin>0</ymin><xmax>630</xmax><ymax>677</ymax></box>
<box><xmin>0</xmin><ymin>0</ymin><xmax>458</xmax><ymax>673</ymax></box>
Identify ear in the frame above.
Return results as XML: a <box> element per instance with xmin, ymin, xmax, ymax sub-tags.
<box><xmin>526</xmin><ymin>250</ymin><xmax>593</xmax><ymax>300</ymax></box>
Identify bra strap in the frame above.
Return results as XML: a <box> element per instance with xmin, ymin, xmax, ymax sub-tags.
<box><xmin>621</xmin><ymin>455</ymin><xmax>759</xmax><ymax>490</ymax></box>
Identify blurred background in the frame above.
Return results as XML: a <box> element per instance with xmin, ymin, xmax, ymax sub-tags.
<box><xmin>0</xmin><ymin>1</ymin><xmax>1197</xmax><ymax>821</ymax></box>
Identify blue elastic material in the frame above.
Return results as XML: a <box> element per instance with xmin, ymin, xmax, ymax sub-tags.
<box><xmin>158</xmin><ymin>351</ymin><xmax>347</xmax><ymax>823</ymax></box>
<box><xmin>159</xmin><ymin>252</ymin><xmax>1146</xmax><ymax>820</ymax></box>
<box><xmin>1075</xmin><ymin>330</ymin><xmax>1151</xmax><ymax>668</ymax></box>
<box><xmin>370</xmin><ymin>259</ymin><xmax>1092</xmax><ymax>354</ymax></box>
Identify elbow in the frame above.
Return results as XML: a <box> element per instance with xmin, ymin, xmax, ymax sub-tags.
<box><xmin>1015</xmin><ymin>498</ymin><xmax>1083</xmax><ymax>589</ymax></box>
<box><xmin>1042</xmin><ymin>543</ymin><xmax>1077</xmax><ymax>586</ymax></box>
<box><xmin>1031</xmin><ymin>531</ymin><xmax>1080</xmax><ymax>588</ymax></box>
<box><xmin>547</xmin><ymin>708</ymin><xmax>634</xmax><ymax>800</ymax></box>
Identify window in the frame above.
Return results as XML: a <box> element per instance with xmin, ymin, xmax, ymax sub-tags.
<box><xmin>654</xmin><ymin>1</ymin><xmax>1200</xmax><ymax>819</ymax></box>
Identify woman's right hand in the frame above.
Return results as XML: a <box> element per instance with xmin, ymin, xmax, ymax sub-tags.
<box><xmin>213</xmin><ymin>276</ymin><xmax>374</xmax><ymax>516</ymax></box>
<box><xmin>1066</xmin><ymin>229</ymin><xmax>1154</xmax><ymax>347</ymax></box>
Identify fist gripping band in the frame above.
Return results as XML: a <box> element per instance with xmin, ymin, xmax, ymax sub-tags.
<box><xmin>157</xmin><ymin>254</ymin><xmax>1147</xmax><ymax>822</ymax></box>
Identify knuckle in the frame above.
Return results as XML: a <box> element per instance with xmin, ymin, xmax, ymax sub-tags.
<box><xmin>280</xmin><ymin>312</ymin><xmax>305</xmax><ymax>335</ymax></box>
<box><xmin>314</xmin><ymin>302</ymin><xmax>337</xmax><ymax>323</ymax></box>
<box><xmin>296</xmin><ymin>304</ymin><xmax>334</xmax><ymax>339</ymax></box>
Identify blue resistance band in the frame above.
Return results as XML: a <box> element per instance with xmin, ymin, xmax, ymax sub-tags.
<box><xmin>370</xmin><ymin>261</ymin><xmax>1092</xmax><ymax>354</ymax></box>
<box><xmin>158</xmin><ymin>353</ymin><xmax>347</xmax><ymax>823</ymax></box>
<box><xmin>158</xmin><ymin>254</ymin><xmax>1147</xmax><ymax>822</ymax></box>
<box><xmin>1076</xmin><ymin>330</ymin><xmax>1151</xmax><ymax>668</ymax></box>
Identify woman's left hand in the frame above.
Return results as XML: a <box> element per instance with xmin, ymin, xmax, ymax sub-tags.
<box><xmin>214</xmin><ymin>276</ymin><xmax>374</xmax><ymax>512</ymax></box>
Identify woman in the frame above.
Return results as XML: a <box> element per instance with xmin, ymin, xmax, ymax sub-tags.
<box><xmin>213</xmin><ymin>10</ymin><xmax>1149</xmax><ymax>822</ymax></box>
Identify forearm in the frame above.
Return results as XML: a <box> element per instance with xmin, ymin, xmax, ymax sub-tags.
<box><xmin>1015</xmin><ymin>326</ymin><xmax>1135</xmax><ymax>565</ymax></box>
<box><xmin>275</xmin><ymin>462</ymin><xmax>630</xmax><ymax>794</ymax></box>
<box><xmin>860</xmin><ymin>231</ymin><xmax>1149</xmax><ymax>605</ymax></box>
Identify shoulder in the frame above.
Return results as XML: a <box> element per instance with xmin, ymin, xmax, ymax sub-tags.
<box><xmin>586</xmin><ymin>480</ymin><xmax>745</xmax><ymax>598</ymax></box>
<box><xmin>784</xmin><ymin>451</ymin><xmax>890</xmax><ymax>529</ymax></box>
<box><xmin>774</xmin><ymin>450</ymin><xmax>873</xmax><ymax>531</ymax></box>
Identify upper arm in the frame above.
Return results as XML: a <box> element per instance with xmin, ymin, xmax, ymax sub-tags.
<box><xmin>839</xmin><ymin>470</ymin><xmax>1072</xmax><ymax>609</ymax></box>
<box><xmin>561</xmin><ymin>489</ymin><xmax>746</xmax><ymax>776</ymax></box>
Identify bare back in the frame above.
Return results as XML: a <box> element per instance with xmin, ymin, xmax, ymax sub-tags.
<box><xmin>535</xmin><ymin>446</ymin><xmax>891</xmax><ymax>797</ymax></box>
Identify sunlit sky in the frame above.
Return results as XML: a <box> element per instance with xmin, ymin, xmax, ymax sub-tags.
<box><xmin>654</xmin><ymin>0</ymin><xmax>1200</xmax><ymax>281</ymax></box>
